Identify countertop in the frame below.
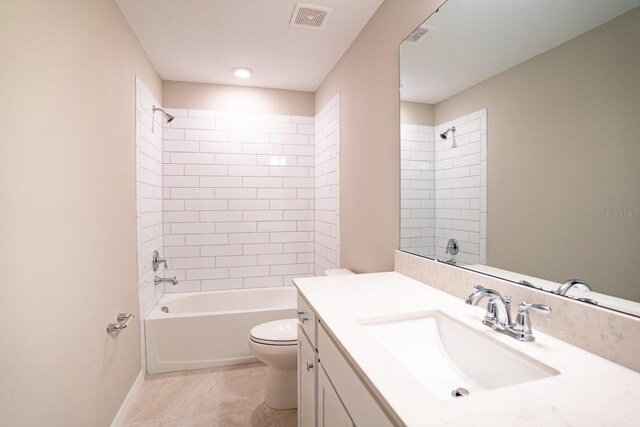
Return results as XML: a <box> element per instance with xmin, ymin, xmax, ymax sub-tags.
<box><xmin>294</xmin><ymin>271</ymin><xmax>640</xmax><ymax>427</ymax></box>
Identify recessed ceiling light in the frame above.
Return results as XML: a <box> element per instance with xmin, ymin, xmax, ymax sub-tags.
<box><xmin>232</xmin><ymin>67</ymin><xmax>253</xmax><ymax>78</ymax></box>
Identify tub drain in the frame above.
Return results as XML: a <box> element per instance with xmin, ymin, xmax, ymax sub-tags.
<box><xmin>451</xmin><ymin>387</ymin><xmax>469</xmax><ymax>397</ymax></box>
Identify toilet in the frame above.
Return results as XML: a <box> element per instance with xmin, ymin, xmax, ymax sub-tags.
<box><xmin>248</xmin><ymin>318</ymin><xmax>298</xmax><ymax>409</ymax></box>
<box><xmin>248</xmin><ymin>269</ymin><xmax>355</xmax><ymax>409</ymax></box>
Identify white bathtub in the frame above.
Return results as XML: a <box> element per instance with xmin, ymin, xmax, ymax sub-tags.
<box><xmin>145</xmin><ymin>286</ymin><xmax>297</xmax><ymax>374</ymax></box>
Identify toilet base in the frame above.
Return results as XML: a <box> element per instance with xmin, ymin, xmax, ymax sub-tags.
<box><xmin>264</xmin><ymin>367</ymin><xmax>297</xmax><ymax>409</ymax></box>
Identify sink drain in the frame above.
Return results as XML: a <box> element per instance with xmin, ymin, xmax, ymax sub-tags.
<box><xmin>451</xmin><ymin>387</ymin><xmax>469</xmax><ymax>397</ymax></box>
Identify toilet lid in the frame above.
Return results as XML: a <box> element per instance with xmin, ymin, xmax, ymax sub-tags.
<box><xmin>250</xmin><ymin>318</ymin><xmax>297</xmax><ymax>345</ymax></box>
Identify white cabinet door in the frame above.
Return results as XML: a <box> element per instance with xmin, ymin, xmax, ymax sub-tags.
<box><xmin>317</xmin><ymin>364</ymin><xmax>354</xmax><ymax>427</ymax></box>
<box><xmin>298</xmin><ymin>325</ymin><xmax>317</xmax><ymax>427</ymax></box>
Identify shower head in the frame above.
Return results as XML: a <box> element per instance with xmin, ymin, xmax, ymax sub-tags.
<box><xmin>153</xmin><ymin>106</ymin><xmax>175</xmax><ymax>123</ymax></box>
<box><xmin>152</xmin><ymin>106</ymin><xmax>175</xmax><ymax>132</ymax></box>
<box><xmin>440</xmin><ymin>126</ymin><xmax>456</xmax><ymax>139</ymax></box>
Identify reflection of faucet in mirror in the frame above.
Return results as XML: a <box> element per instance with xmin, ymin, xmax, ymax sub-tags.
<box><xmin>568</xmin><ymin>296</ymin><xmax>598</xmax><ymax>305</ymax></box>
<box><xmin>519</xmin><ymin>279</ymin><xmax>543</xmax><ymax>290</ymax></box>
<box><xmin>446</xmin><ymin>238</ymin><xmax>459</xmax><ymax>256</ymax></box>
<box><xmin>553</xmin><ymin>279</ymin><xmax>592</xmax><ymax>296</ymax></box>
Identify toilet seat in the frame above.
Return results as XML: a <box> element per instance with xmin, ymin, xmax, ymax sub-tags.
<box><xmin>249</xmin><ymin>318</ymin><xmax>297</xmax><ymax>346</ymax></box>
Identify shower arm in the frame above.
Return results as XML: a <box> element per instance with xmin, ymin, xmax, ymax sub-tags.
<box><xmin>151</xmin><ymin>106</ymin><xmax>175</xmax><ymax>132</ymax></box>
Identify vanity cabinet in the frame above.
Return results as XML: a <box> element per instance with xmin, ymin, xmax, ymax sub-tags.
<box><xmin>298</xmin><ymin>324</ymin><xmax>317</xmax><ymax>427</ymax></box>
<box><xmin>297</xmin><ymin>293</ymin><xmax>394</xmax><ymax>427</ymax></box>
<box><xmin>317</xmin><ymin>362</ymin><xmax>353</xmax><ymax>427</ymax></box>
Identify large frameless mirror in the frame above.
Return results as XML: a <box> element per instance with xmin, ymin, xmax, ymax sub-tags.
<box><xmin>399</xmin><ymin>0</ymin><xmax>640</xmax><ymax>316</ymax></box>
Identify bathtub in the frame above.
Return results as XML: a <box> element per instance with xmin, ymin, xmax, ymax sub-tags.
<box><xmin>145</xmin><ymin>286</ymin><xmax>297</xmax><ymax>374</ymax></box>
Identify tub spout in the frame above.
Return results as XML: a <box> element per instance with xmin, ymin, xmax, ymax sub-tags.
<box><xmin>155</xmin><ymin>276</ymin><xmax>178</xmax><ymax>286</ymax></box>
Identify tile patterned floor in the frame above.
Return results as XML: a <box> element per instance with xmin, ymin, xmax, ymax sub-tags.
<box><xmin>122</xmin><ymin>363</ymin><xmax>297</xmax><ymax>427</ymax></box>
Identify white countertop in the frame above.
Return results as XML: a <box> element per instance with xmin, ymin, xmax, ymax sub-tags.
<box><xmin>294</xmin><ymin>272</ymin><xmax>640</xmax><ymax>427</ymax></box>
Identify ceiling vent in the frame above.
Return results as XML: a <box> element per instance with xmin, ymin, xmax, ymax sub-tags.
<box><xmin>404</xmin><ymin>26</ymin><xmax>434</xmax><ymax>44</ymax></box>
<box><xmin>289</xmin><ymin>3</ymin><xmax>333</xmax><ymax>30</ymax></box>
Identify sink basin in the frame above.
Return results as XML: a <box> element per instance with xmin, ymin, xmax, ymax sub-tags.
<box><xmin>361</xmin><ymin>311</ymin><xmax>559</xmax><ymax>400</ymax></box>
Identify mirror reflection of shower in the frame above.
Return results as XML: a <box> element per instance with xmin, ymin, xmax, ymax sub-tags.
<box><xmin>152</xmin><ymin>105</ymin><xmax>175</xmax><ymax>132</ymax></box>
<box><xmin>440</xmin><ymin>126</ymin><xmax>456</xmax><ymax>148</ymax></box>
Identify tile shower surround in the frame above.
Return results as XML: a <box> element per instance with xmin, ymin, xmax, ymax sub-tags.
<box><xmin>135</xmin><ymin>78</ymin><xmax>165</xmax><ymax>372</ymax></box>
<box><xmin>314</xmin><ymin>94</ymin><xmax>340</xmax><ymax>275</ymax></box>
<box><xmin>160</xmin><ymin>100</ymin><xmax>339</xmax><ymax>292</ymax></box>
<box><xmin>401</xmin><ymin>109</ymin><xmax>487</xmax><ymax>265</ymax></box>
<box><xmin>400</xmin><ymin>124</ymin><xmax>435</xmax><ymax>258</ymax></box>
<box><xmin>434</xmin><ymin>109</ymin><xmax>487</xmax><ymax>265</ymax></box>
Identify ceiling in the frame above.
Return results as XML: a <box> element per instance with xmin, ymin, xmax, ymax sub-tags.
<box><xmin>116</xmin><ymin>0</ymin><xmax>384</xmax><ymax>92</ymax></box>
<box><xmin>400</xmin><ymin>0</ymin><xmax>640</xmax><ymax>104</ymax></box>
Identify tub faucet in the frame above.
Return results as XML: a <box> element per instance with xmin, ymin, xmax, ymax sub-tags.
<box><xmin>553</xmin><ymin>279</ymin><xmax>591</xmax><ymax>296</ymax></box>
<box><xmin>465</xmin><ymin>285</ymin><xmax>512</xmax><ymax>328</ymax></box>
<box><xmin>155</xmin><ymin>276</ymin><xmax>178</xmax><ymax>286</ymax></box>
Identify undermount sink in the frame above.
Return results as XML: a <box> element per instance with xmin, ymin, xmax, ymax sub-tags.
<box><xmin>361</xmin><ymin>311</ymin><xmax>559</xmax><ymax>400</ymax></box>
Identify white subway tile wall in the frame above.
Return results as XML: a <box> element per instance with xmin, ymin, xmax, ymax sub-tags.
<box><xmin>400</xmin><ymin>109</ymin><xmax>487</xmax><ymax>266</ymax></box>
<box><xmin>162</xmin><ymin>108</ymin><xmax>317</xmax><ymax>291</ymax></box>
<box><xmin>314</xmin><ymin>94</ymin><xmax>341</xmax><ymax>274</ymax></box>
<box><xmin>400</xmin><ymin>124</ymin><xmax>435</xmax><ymax>258</ymax></box>
<box><xmin>435</xmin><ymin>109</ymin><xmax>487</xmax><ymax>265</ymax></box>
<box><xmin>135</xmin><ymin>78</ymin><xmax>165</xmax><ymax>373</ymax></box>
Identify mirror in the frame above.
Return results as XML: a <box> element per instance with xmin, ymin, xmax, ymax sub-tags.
<box><xmin>399</xmin><ymin>0</ymin><xmax>640</xmax><ymax>317</ymax></box>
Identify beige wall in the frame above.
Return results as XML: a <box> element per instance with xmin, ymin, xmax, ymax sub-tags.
<box><xmin>434</xmin><ymin>8</ymin><xmax>640</xmax><ymax>301</ymax></box>
<box><xmin>315</xmin><ymin>0</ymin><xmax>442</xmax><ymax>273</ymax></box>
<box><xmin>163</xmin><ymin>80</ymin><xmax>314</xmax><ymax>115</ymax></box>
<box><xmin>400</xmin><ymin>101</ymin><xmax>435</xmax><ymax>126</ymax></box>
<box><xmin>0</xmin><ymin>1</ymin><xmax>161</xmax><ymax>426</ymax></box>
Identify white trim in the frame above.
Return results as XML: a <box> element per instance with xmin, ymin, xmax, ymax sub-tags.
<box><xmin>110</xmin><ymin>370</ymin><xmax>144</xmax><ymax>427</ymax></box>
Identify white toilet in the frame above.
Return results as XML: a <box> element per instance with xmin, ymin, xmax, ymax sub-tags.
<box><xmin>248</xmin><ymin>269</ymin><xmax>355</xmax><ymax>409</ymax></box>
<box><xmin>248</xmin><ymin>318</ymin><xmax>298</xmax><ymax>409</ymax></box>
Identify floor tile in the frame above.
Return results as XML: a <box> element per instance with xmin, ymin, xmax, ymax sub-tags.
<box><xmin>122</xmin><ymin>363</ymin><xmax>296</xmax><ymax>427</ymax></box>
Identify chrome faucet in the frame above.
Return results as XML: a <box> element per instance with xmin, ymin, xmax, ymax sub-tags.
<box><xmin>465</xmin><ymin>285</ymin><xmax>551</xmax><ymax>342</ymax></box>
<box><xmin>152</xmin><ymin>250</ymin><xmax>168</xmax><ymax>272</ymax></box>
<box><xmin>465</xmin><ymin>285</ymin><xmax>512</xmax><ymax>329</ymax></box>
<box><xmin>155</xmin><ymin>276</ymin><xmax>178</xmax><ymax>286</ymax></box>
<box><xmin>553</xmin><ymin>279</ymin><xmax>591</xmax><ymax>296</ymax></box>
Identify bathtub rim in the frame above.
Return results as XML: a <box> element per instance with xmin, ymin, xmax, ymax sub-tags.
<box><xmin>145</xmin><ymin>285</ymin><xmax>297</xmax><ymax>320</ymax></box>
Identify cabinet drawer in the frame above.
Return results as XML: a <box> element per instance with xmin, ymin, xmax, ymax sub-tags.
<box><xmin>297</xmin><ymin>293</ymin><xmax>317</xmax><ymax>347</ymax></box>
<box><xmin>318</xmin><ymin>324</ymin><xmax>394</xmax><ymax>427</ymax></box>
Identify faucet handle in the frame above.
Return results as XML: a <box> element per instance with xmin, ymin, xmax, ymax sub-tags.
<box><xmin>519</xmin><ymin>301</ymin><xmax>551</xmax><ymax>315</ymax></box>
<box><xmin>152</xmin><ymin>250</ymin><xmax>168</xmax><ymax>271</ymax></box>
<box><xmin>512</xmin><ymin>301</ymin><xmax>551</xmax><ymax>342</ymax></box>
<box><xmin>473</xmin><ymin>284</ymin><xmax>486</xmax><ymax>291</ymax></box>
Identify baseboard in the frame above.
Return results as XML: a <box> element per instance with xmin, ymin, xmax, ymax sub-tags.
<box><xmin>146</xmin><ymin>355</ymin><xmax>259</xmax><ymax>375</ymax></box>
<box><xmin>110</xmin><ymin>370</ymin><xmax>144</xmax><ymax>427</ymax></box>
